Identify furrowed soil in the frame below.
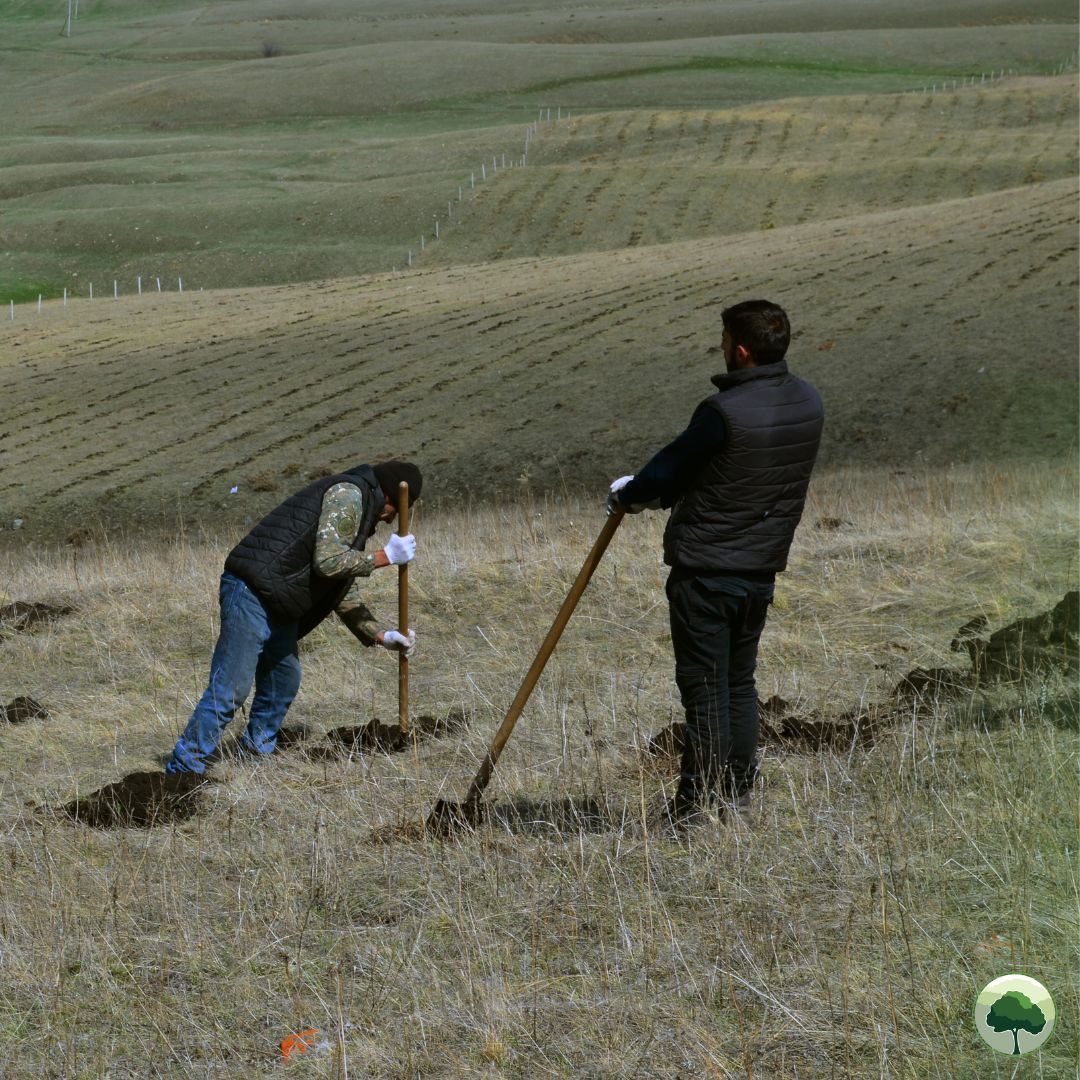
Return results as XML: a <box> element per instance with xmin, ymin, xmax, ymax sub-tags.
<box><xmin>2</xmin><ymin>175</ymin><xmax>1076</xmax><ymax>541</ymax></box>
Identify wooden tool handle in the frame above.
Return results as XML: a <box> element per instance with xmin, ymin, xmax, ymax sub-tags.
<box><xmin>397</xmin><ymin>481</ymin><xmax>410</xmax><ymax>733</ymax></box>
<box><xmin>463</xmin><ymin>506</ymin><xmax>625</xmax><ymax>806</ymax></box>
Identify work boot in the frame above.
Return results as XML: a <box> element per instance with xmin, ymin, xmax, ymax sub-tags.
<box><xmin>659</xmin><ymin>783</ymin><xmax>715</xmax><ymax>837</ymax></box>
<box><xmin>716</xmin><ymin>790</ymin><xmax>752</xmax><ymax>822</ymax></box>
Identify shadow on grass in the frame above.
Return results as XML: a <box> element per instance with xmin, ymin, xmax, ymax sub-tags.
<box><xmin>488</xmin><ymin>795</ymin><xmax>640</xmax><ymax>837</ymax></box>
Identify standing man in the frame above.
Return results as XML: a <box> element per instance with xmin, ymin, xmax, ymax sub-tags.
<box><xmin>166</xmin><ymin>461</ymin><xmax>422</xmax><ymax>775</ymax></box>
<box><xmin>608</xmin><ymin>300</ymin><xmax>823</xmax><ymax>825</ymax></box>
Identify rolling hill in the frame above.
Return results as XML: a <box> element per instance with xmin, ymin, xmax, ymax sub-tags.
<box><xmin>0</xmin><ymin>1</ymin><xmax>1076</xmax><ymax>539</ymax></box>
<box><xmin>2</xmin><ymin>172</ymin><xmax>1075</xmax><ymax>539</ymax></box>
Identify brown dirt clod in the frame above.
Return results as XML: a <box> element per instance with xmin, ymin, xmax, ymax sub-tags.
<box><xmin>0</xmin><ymin>601</ymin><xmax>76</xmax><ymax>636</ymax></box>
<box><xmin>961</xmin><ymin>590</ymin><xmax>1079</xmax><ymax>681</ymax></box>
<box><xmin>59</xmin><ymin>771</ymin><xmax>209</xmax><ymax>829</ymax></box>
<box><xmin>4</xmin><ymin>696</ymin><xmax>49</xmax><ymax>724</ymax></box>
<box><xmin>310</xmin><ymin>708</ymin><xmax>468</xmax><ymax>761</ymax></box>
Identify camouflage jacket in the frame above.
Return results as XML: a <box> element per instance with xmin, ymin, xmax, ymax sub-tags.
<box><xmin>313</xmin><ymin>482</ymin><xmax>383</xmax><ymax>646</ymax></box>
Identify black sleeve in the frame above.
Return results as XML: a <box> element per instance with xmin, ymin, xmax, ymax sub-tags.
<box><xmin>619</xmin><ymin>404</ymin><xmax>727</xmax><ymax>508</ymax></box>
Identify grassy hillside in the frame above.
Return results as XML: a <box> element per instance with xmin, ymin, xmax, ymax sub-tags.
<box><xmin>0</xmin><ymin>1</ymin><xmax>1075</xmax><ymax>294</ymax></box>
<box><xmin>2</xmin><ymin>176</ymin><xmax>1076</xmax><ymax>539</ymax></box>
<box><xmin>426</xmin><ymin>78</ymin><xmax>1078</xmax><ymax>265</ymax></box>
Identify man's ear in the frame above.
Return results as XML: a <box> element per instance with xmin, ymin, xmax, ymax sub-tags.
<box><xmin>734</xmin><ymin>343</ymin><xmax>753</xmax><ymax>368</ymax></box>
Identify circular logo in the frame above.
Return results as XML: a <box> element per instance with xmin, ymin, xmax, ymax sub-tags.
<box><xmin>974</xmin><ymin>974</ymin><xmax>1056</xmax><ymax>1056</ymax></box>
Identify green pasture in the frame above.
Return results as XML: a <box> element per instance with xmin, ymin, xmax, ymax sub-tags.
<box><xmin>0</xmin><ymin>0</ymin><xmax>1076</xmax><ymax>296</ymax></box>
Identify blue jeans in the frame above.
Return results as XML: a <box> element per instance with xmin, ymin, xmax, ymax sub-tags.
<box><xmin>666</xmin><ymin>571</ymin><xmax>774</xmax><ymax>804</ymax></box>
<box><xmin>166</xmin><ymin>572</ymin><xmax>301</xmax><ymax>775</ymax></box>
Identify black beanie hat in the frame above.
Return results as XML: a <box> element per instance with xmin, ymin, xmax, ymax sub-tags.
<box><xmin>371</xmin><ymin>461</ymin><xmax>423</xmax><ymax>507</ymax></box>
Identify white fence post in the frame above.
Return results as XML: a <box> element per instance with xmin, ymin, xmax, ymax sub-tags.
<box><xmin>137</xmin><ymin>276</ymin><xmax>142</xmax><ymax>295</ymax></box>
<box><xmin>178</xmin><ymin>276</ymin><xmax>183</xmax><ymax>292</ymax></box>
<box><xmin>113</xmin><ymin>280</ymin><xmax>118</xmax><ymax>298</ymax></box>
<box><xmin>89</xmin><ymin>282</ymin><xmax>93</xmax><ymax>300</ymax></box>
<box><xmin>37</xmin><ymin>295</ymin><xmax>42</xmax><ymax>313</ymax></box>
<box><xmin>63</xmin><ymin>287</ymin><xmax>68</xmax><ymax>306</ymax></box>
<box><xmin>8</xmin><ymin>301</ymin><xmax>13</xmax><ymax>321</ymax></box>
<box><xmin>156</xmin><ymin>277</ymin><xmax>161</xmax><ymax>292</ymax></box>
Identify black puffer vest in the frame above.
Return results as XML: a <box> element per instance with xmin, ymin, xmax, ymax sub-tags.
<box><xmin>663</xmin><ymin>361</ymin><xmax>823</xmax><ymax>574</ymax></box>
<box><xmin>225</xmin><ymin>465</ymin><xmax>383</xmax><ymax>632</ymax></box>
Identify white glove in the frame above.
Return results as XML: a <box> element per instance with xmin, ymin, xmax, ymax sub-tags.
<box><xmin>383</xmin><ymin>533</ymin><xmax>416</xmax><ymax>565</ymax></box>
<box><xmin>606</xmin><ymin>475</ymin><xmax>635</xmax><ymax>516</ymax></box>
<box><xmin>379</xmin><ymin>629</ymin><xmax>416</xmax><ymax>658</ymax></box>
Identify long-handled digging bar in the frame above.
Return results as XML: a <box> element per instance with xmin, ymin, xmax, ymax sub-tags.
<box><xmin>397</xmin><ymin>481</ymin><xmax>410</xmax><ymax>735</ymax></box>
<box><xmin>427</xmin><ymin>505</ymin><xmax>625</xmax><ymax>835</ymax></box>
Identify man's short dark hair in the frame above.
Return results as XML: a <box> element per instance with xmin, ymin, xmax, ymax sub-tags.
<box><xmin>371</xmin><ymin>461</ymin><xmax>423</xmax><ymax>507</ymax></box>
<box><xmin>721</xmin><ymin>300</ymin><xmax>791</xmax><ymax>365</ymax></box>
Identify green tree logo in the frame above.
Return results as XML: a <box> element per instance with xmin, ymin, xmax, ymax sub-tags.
<box><xmin>986</xmin><ymin>991</ymin><xmax>1046</xmax><ymax>1055</ymax></box>
<box><xmin>975</xmin><ymin>975</ymin><xmax>1056</xmax><ymax>1056</ymax></box>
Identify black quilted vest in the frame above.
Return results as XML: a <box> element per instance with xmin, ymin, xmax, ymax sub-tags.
<box><xmin>224</xmin><ymin>465</ymin><xmax>383</xmax><ymax>632</ymax></box>
<box><xmin>663</xmin><ymin>361</ymin><xmax>824</xmax><ymax>574</ymax></box>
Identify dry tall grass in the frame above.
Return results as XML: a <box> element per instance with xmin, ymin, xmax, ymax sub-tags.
<box><xmin>0</xmin><ymin>463</ymin><xmax>1075</xmax><ymax>1077</ymax></box>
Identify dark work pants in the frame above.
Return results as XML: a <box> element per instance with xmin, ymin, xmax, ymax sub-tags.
<box><xmin>665</xmin><ymin>571</ymin><xmax>774</xmax><ymax>806</ymax></box>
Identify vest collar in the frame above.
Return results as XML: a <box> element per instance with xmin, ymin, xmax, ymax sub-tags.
<box><xmin>711</xmin><ymin>358</ymin><xmax>789</xmax><ymax>392</ymax></box>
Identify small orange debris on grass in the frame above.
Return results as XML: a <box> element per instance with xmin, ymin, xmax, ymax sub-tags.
<box><xmin>973</xmin><ymin>933</ymin><xmax>1015</xmax><ymax>958</ymax></box>
<box><xmin>280</xmin><ymin>1028</ymin><xmax>320</xmax><ymax>1062</ymax></box>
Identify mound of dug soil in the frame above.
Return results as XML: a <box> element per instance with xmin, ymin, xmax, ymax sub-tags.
<box><xmin>60</xmin><ymin>771</ymin><xmax>209</xmax><ymax>829</ymax></box>
<box><xmin>643</xmin><ymin>594</ymin><xmax>1078</xmax><ymax>758</ymax></box>
<box><xmin>3</xmin><ymin>696</ymin><xmax>49</xmax><ymax>724</ymax></box>
<box><xmin>645</xmin><ymin>696</ymin><xmax>886</xmax><ymax>760</ymax></box>
<box><xmin>0</xmin><ymin>601</ymin><xmax>75</xmax><ymax>637</ymax></box>
<box><xmin>954</xmin><ymin>590</ymin><xmax>1078</xmax><ymax>681</ymax></box>
<box><xmin>308</xmin><ymin>709</ymin><xmax>469</xmax><ymax>761</ymax></box>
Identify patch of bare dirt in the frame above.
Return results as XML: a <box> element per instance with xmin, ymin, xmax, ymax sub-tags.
<box><xmin>0</xmin><ymin>601</ymin><xmax>75</xmax><ymax>637</ymax></box>
<box><xmin>59</xmin><ymin>771</ymin><xmax>210</xmax><ymax>829</ymax></box>
<box><xmin>307</xmin><ymin>709</ymin><xmax>469</xmax><ymax>761</ymax></box>
<box><xmin>3</xmin><ymin>696</ymin><xmax>49</xmax><ymax>724</ymax></box>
